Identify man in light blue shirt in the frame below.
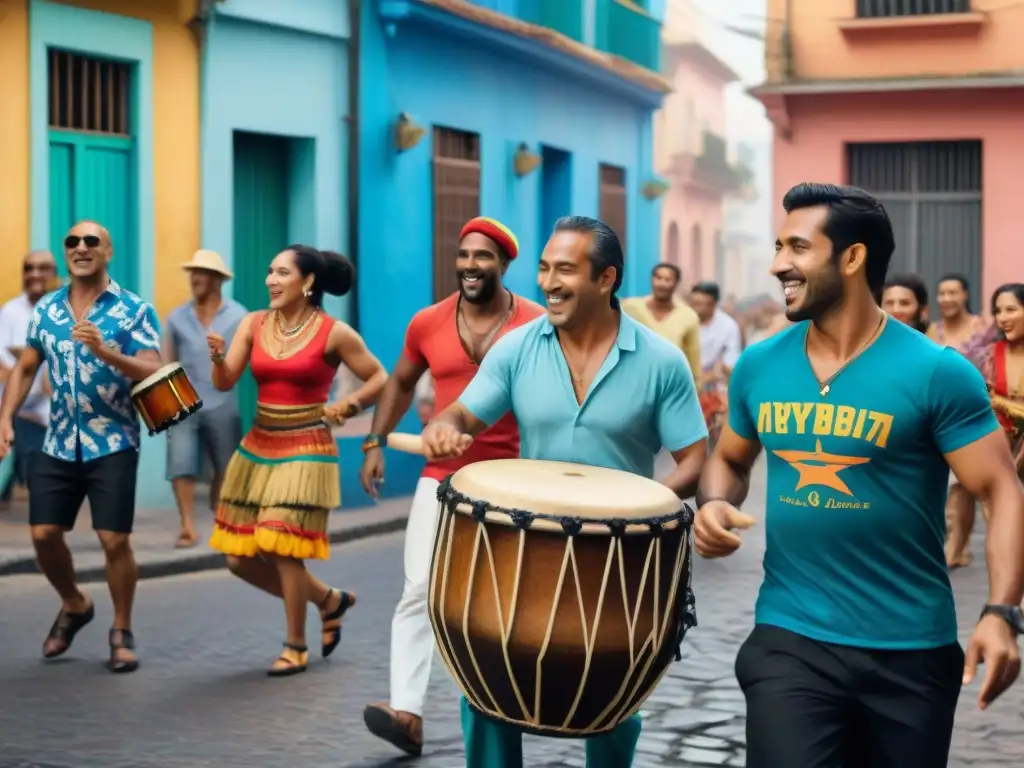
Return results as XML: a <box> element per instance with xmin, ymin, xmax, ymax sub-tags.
<box><xmin>422</xmin><ymin>215</ymin><xmax>708</xmax><ymax>768</ymax></box>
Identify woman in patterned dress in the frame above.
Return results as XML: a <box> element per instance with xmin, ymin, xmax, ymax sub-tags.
<box><xmin>206</xmin><ymin>245</ymin><xmax>387</xmax><ymax>675</ymax></box>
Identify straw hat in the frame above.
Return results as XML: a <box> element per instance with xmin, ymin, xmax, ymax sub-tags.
<box><xmin>181</xmin><ymin>249</ymin><xmax>233</xmax><ymax>280</ymax></box>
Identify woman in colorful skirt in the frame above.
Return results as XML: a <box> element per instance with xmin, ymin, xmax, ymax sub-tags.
<box><xmin>206</xmin><ymin>245</ymin><xmax>388</xmax><ymax>676</ymax></box>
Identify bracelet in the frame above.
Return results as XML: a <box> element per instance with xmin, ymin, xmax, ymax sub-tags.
<box><xmin>211</xmin><ymin>353</ymin><xmax>225</xmax><ymax>364</ymax></box>
<box><xmin>362</xmin><ymin>433</ymin><xmax>384</xmax><ymax>452</ymax></box>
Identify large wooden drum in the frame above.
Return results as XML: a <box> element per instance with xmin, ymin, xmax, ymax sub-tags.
<box><xmin>428</xmin><ymin>458</ymin><xmax>696</xmax><ymax>738</ymax></box>
<box><xmin>130</xmin><ymin>363</ymin><xmax>203</xmax><ymax>436</ymax></box>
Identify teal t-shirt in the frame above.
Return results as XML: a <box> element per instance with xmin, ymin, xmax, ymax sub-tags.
<box><xmin>729</xmin><ymin>319</ymin><xmax>999</xmax><ymax>649</ymax></box>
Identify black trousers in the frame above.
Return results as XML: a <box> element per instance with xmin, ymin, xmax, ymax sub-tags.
<box><xmin>736</xmin><ymin>624</ymin><xmax>963</xmax><ymax>768</ymax></box>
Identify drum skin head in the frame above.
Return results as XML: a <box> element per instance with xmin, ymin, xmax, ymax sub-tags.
<box><xmin>131</xmin><ymin>363</ymin><xmax>185</xmax><ymax>396</ymax></box>
<box><xmin>448</xmin><ymin>459</ymin><xmax>681</xmax><ymax>529</ymax></box>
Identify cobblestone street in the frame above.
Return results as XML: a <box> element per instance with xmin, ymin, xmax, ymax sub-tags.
<box><xmin>0</xmin><ymin>459</ymin><xmax>1021</xmax><ymax>767</ymax></box>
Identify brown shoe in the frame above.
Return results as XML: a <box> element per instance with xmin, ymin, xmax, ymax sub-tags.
<box><xmin>363</xmin><ymin>702</ymin><xmax>423</xmax><ymax>756</ymax></box>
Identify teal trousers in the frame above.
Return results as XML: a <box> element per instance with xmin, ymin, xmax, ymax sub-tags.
<box><xmin>460</xmin><ymin>697</ymin><xmax>642</xmax><ymax>768</ymax></box>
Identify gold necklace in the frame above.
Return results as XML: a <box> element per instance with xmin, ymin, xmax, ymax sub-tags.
<box><xmin>275</xmin><ymin>308</ymin><xmax>316</xmax><ymax>338</ymax></box>
<box><xmin>812</xmin><ymin>312</ymin><xmax>886</xmax><ymax>397</ymax></box>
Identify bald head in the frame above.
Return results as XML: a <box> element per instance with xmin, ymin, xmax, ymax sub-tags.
<box><xmin>64</xmin><ymin>220</ymin><xmax>113</xmax><ymax>281</ymax></box>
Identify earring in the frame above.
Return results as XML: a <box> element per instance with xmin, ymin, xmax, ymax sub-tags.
<box><xmin>303</xmin><ymin>288</ymin><xmax>312</xmax><ymax>298</ymax></box>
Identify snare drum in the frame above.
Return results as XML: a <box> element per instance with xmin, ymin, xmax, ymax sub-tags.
<box><xmin>130</xmin><ymin>363</ymin><xmax>203</xmax><ymax>435</ymax></box>
<box><xmin>428</xmin><ymin>458</ymin><xmax>695</xmax><ymax>738</ymax></box>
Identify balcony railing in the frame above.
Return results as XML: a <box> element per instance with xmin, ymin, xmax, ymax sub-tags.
<box><xmin>595</xmin><ymin>0</ymin><xmax>660</xmax><ymax>72</ymax></box>
<box><xmin>517</xmin><ymin>0</ymin><xmax>584</xmax><ymax>42</ymax></box>
<box><xmin>691</xmin><ymin>130</ymin><xmax>752</xmax><ymax>193</ymax></box>
<box><xmin>856</xmin><ymin>0</ymin><xmax>970</xmax><ymax>17</ymax></box>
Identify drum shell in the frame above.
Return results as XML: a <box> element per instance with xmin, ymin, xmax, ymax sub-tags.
<box><xmin>428</xmin><ymin>501</ymin><xmax>691</xmax><ymax>737</ymax></box>
<box><xmin>132</xmin><ymin>368</ymin><xmax>202</xmax><ymax>435</ymax></box>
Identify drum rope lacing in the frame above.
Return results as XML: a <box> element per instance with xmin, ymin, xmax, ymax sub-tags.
<box><xmin>436</xmin><ymin>477</ymin><xmax>698</xmax><ymax>662</ymax></box>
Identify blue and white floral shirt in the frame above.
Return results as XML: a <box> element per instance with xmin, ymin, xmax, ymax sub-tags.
<box><xmin>26</xmin><ymin>280</ymin><xmax>161</xmax><ymax>463</ymax></box>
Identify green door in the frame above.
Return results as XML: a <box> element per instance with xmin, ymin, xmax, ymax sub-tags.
<box><xmin>49</xmin><ymin>131</ymin><xmax>136</xmax><ymax>290</ymax></box>
<box><xmin>232</xmin><ymin>132</ymin><xmax>290</xmax><ymax>431</ymax></box>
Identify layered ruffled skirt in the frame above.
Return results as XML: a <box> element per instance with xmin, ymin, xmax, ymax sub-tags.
<box><xmin>209</xmin><ymin>404</ymin><xmax>340</xmax><ymax>561</ymax></box>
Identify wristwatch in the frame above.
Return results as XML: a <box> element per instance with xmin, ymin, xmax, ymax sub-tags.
<box><xmin>362</xmin><ymin>433</ymin><xmax>384</xmax><ymax>452</ymax></box>
<box><xmin>980</xmin><ymin>604</ymin><xmax>1024</xmax><ymax>634</ymax></box>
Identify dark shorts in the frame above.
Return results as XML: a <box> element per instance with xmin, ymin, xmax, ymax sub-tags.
<box><xmin>13</xmin><ymin>417</ymin><xmax>47</xmax><ymax>486</ymax></box>
<box><xmin>736</xmin><ymin>624</ymin><xmax>963</xmax><ymax>768</ymax></box>
<box><xmin>29</xmin><ymin>449</ymin><xmax>140</xmax><ymax>534</ymax></box>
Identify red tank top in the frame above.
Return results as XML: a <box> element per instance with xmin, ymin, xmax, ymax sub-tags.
<box><xmin>250</xmin><ymin>312</ymin><xmax>337</xmax><ymax>406</ymax></box>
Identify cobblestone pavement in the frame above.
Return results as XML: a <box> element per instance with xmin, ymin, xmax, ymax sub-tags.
<box><xmin>0</xmin><ymin>459</ymin><xmax>1021</xmax><ymax>767</ymax></box>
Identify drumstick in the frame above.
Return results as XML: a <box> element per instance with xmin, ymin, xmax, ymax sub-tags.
<box><xmin>385</xmin><ymin>432</ymin><xmax>424</xmax><ymax>455</ymax></box>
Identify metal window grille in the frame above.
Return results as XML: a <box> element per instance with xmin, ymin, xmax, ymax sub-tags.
<box><xmin>847</xmin><ymin>141</ymin><xmax>982</xmax><ymax>309</ymax></box>
<box><xmin>432</xmin><ymin>127</ymin><xmax>481</xmax><ymax>302</ymax></box>
<box><xmin>856</xmin><ymin>0</ymin><xmax>970</xmax><ymax>18</ymax></box>
<box><xmin>48</xmin><ymin>50</ymin><xmax>131</xmax><ymax>135</ymax></box>
<box><xmin>599</xmin><ymin>164</ymin><xmax>627</xmax><ymax>250</ymax></box>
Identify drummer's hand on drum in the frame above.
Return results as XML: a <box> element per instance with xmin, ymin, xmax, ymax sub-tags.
<box><xmin>0</xmin><ymin>418</ymin><xmax>13</xmax><ymax>460</ymax></box>
<box><xmin>206</xmin><ymin>332</ymin><xmax>226</xmax><ymax>361</ymax></box>
<box><xmin>694</xmin><ymin>500</ymin><xmax>756</xmax><ymax>559</ymax></box>
<box><xmin>421</xmin><ymin>420</ymin><xmax>473</xmax><ymax>461</ymax></box>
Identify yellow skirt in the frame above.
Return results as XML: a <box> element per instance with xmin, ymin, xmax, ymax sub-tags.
<box><xmin>209</xmin><ymin>404</ymin><xmax>340</xmax><ymax>561</ymax></box>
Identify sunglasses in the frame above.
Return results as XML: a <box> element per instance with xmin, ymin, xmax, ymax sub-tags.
<box><xmin>23</xmin><ymin>264</ymin><xmax>54</xmax><ymax>274</ymax></box>
<box><xmin>64</xmin><ymin>235</ymin><xmax>101</xmax><ymax>249</ymax></box>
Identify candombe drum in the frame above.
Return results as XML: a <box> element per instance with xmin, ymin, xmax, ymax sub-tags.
<box><xmin>130</xmin><ymin>363</ymin><xmax>203</xmax><ymax>435</ymax></box>
<box><xmin>428</xmin><ymin>458</ymin><xmax>696</xmax><ymax>737</ymax></box>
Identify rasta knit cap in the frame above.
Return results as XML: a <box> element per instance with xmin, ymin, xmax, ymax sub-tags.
<box><xmin>459</xmin><ymin>216</ymin><xmax>519</xmax><ymax>261</ymax></box>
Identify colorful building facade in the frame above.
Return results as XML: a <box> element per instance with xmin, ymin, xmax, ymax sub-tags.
<box><xmin>753</xmin><ymin>0</ymin><xmax>1022</xmax><ymax>313</ymax></box>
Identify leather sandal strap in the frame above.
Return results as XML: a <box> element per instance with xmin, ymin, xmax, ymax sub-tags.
<box><xmin>109</xmin><ymin>628</ymin><xmax>135</xmax><ymax>649</ymax></box>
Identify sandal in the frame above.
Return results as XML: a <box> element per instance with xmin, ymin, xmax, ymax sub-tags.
<box><xmin>268</xmin><ymin>642</ymin><xmax>309</xmax><ymax>677</ymax></box>
<box><xmin>107</xmin><ymin>628</ymin><xmax>139</xmax><ymax>673</ymax></box>
<box><xmin>320</xmin><ymin>589</ymin><xmax>356</xmax><ymax>659</ymax></box>
<box><xmin>42</xmin><ymin>600</ymin><xmax>95</xmax><ymax>659</ymax></box>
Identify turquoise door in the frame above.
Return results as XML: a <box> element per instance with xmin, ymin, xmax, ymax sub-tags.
<box><xmin>232</xmin><ymin>131</ymin><xmax>290</xmax><ymax>431</ymax></box>
<box><xmin>49</xmin><ymin>131</ymin><xmax>136</xmax><ymax>290</ymax></box>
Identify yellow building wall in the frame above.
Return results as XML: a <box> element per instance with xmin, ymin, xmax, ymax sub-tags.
<box><xmin>40</xmin><ymin>0</ymin><xmax>200</xmax><ymax>318</ymax></box>
<box><xmin>0</xmin><ymin>1</ymin><xmax>31</xmax><ymax>303</ymax></box>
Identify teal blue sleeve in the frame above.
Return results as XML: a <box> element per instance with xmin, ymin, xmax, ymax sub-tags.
<box><xmin>727</xmin><ymin>349</ymin><xmax>758</xmax><ymax>440</ymax></box>
<box><xmin>125</xmin><ymin>303</ymin><xmax>161</xmax><ymax>356</ymax></box>
<box><xmin>459</xmin><ymin>333</ymin><xmax>517</xmax><ymax>427</ymax></box>
<box><xmin>928</xmin><ymin>347</ymin><xmax>1000</xmax><ymax>454</ymax></box>
<box><xmin>26</xmin><ymin>302</ymin><xmax>44</xmax><ymax>354</ymax></box>
<box><xmin>657</xmin><ymin>353</ymin><xmax>708</xmax><ymax>451</ymax></box>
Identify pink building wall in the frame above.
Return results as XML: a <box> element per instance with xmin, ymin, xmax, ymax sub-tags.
<box><xmin>655</xmin><ymin>48</ymin><xmax>735</xmax><ymax>286</ymax></box>
<box><xmin>770</xmin><ymin>88</ymin><xmax>1022</xmax><ymax>312</ymax></box>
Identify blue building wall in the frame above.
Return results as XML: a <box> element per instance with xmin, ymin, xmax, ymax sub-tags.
<box><xmin>358</xmin><ymin>0</ymin><xmax>665</xmax><ymax>384</ymax></box>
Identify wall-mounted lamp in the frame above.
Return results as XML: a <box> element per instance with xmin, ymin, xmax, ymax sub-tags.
<box><xmin>513</xmin><ymin>142</ymin><xmax>542</xmax><ymax>177</ymax></box>
<box><xmin>395</xmin><ymin>112</ymin><xmax>426</xmax><ymax>153</ymax></box>
<box><xmin>641</xmin><ymin>178</ymin><xmax>669</xmax><ymax>200</ymax></box>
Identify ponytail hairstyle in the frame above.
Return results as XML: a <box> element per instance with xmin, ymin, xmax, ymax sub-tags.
<box><xmin>286</xmin><ymin>244</ymin><xmax>355</xmax><ymax>307</ymax></box>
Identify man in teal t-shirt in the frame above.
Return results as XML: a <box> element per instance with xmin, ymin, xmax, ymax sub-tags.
<box><xmin>694</xmin><ymin>182</ymin><xmax>1024</xmax><ymax>768</ymax></box>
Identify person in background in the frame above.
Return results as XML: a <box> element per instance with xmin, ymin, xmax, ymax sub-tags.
<box><xmin>927</xmin><ymin>273</ymin><xmax>990</xmax><ymax>569</ymax></box>
<box><xmin>881</xmin><ymin>273</ymin><xmax>930</xmax><ymax>333</ymax></box>
<box><xmin>0</xmin><ymin>251</ymin><xmax>58</xmax><ymax>502</ymax></box>
<box><xmin>689</xmin><ymin>281</ymin><xmax>742</xmax><ymax>444</ymax></box>
<box><xmin>621</xmin><ymin>262</ymin><xmax>701</xmax><ymax>383</ymax></box>
<box><xmin>163</xmin><ymin>250</ymin><xmax>248</xmax><ymax>549</ymax></box>
<box><xmin>928</xmin><ymin>273</ymin><xmax>988</xmax><ymax>349</ymax></box>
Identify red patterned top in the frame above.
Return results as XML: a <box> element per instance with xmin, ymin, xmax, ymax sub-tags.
<box><xmin>251</xmin><ymin>312</ymin><xmax>337</xmax><ymax>406</ymax></box>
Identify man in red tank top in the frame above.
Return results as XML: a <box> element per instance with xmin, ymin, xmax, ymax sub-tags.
<box><xmin>359</xmin><ymin>217</ymin><xmax>544</xmax><ymax>755</ymax></box>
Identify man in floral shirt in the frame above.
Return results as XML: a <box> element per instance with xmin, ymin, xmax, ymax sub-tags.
<box><xmin>0</xmin><ymin>220</ymin><xmax>162</xmax><ymax>674</ymax></box>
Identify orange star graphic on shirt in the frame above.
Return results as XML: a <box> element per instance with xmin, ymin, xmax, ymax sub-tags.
<box><xmin>772</xmin><ymin>439</ymin><xmax>871</xmax><ymax>497</ymax></box>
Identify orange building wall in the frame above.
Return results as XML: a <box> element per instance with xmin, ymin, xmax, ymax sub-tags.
<box><xmin>0</xmin><ymin>2</ymin><xmax>31</xmax><ymax>298</ymax></box>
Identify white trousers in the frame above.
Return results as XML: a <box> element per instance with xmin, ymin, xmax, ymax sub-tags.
<box><xmin>389</xmin><ymin>476</ymin><xmax>442</xmax><ymax>716</ymax></box>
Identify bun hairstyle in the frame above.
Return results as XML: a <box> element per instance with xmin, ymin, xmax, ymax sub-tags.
<box><xmin>286</xmin><ymin>244</ymin><xmax>355</xmax><ymax>306</ymax></box>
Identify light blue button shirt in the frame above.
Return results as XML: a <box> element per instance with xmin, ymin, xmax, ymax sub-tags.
<box><xmin>165</xmin><ymin>298</ymin><xmax>247</xmax><ymax>413</ymax></box>
<box><xmin>458</xmin><ymin>313</ymin><xmax>707</xmax><ymax>477</ymax></box>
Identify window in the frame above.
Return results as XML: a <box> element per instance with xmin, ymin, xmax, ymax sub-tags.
<box><xmin>847</xmin><ymin>140</ymin><xmax>982</xmax><ymax>308</ymax></box>
<box><xmin>856</xmin><ymin>0</ymin><xmax>969</xmax><ymax>18</ymax></box>
<box><xmin>48</xmin><ymin>50</ymin><xmax>131</xmax><ymax>135</ymax></box>
<box><xmin>598</xmin><ymin>164</ymin><xmax>627</xmax><ymax>250</ymax></box>
<box><xmin>432</xmin><ymin>127</ymin><xmax>481</xmax><ymax>302</ymax></box>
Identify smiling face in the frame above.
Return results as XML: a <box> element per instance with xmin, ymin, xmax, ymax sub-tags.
<box><xmin>456</xmin><ymin>232</ymin><xmax>505</xmax><ymax>305</ymax></box>
<box><xmin>537</xmin><ymin>230</ymin><xmax>612</xmax><ymax>330</ymax></box>
<box><xmin>265</xmin><ymin>250</ymin><xmax>311</xmax><ymax>311</ymax></box>
<box><xmin>936</xmin><ymin>278</ymin><xmax>968</xmax><ymax>320</ymax></box>
<box><xmin>63</xmin><ymin>222</ymin><xmax>112</xmax><ymax>280</ymax></box>
<box><xmin>771</xmin><ymin>205</ymin><xmax>845</xmax><ymax>322</ymax></box>
<box><xmin>994</xmin><ymin>290</ymin><xmax>1024</xmax><ymax>344</ymax></box>
<box><xmin>881</xmin><ymin>286</ymin><xmax>923</xmax><ymax>328</ymax></box>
